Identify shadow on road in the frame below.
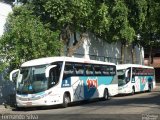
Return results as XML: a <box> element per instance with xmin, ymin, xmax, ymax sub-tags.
<box><xmin>11</xmin><ymin>90</ymin><xmax>160</xmax><ymax>111</ymax></box>
<box><xmin>83</xmin><ymin>91</ymin><xmax>160</xmax><ymax>109</ymax></box>
<box><xmin>12</xmin><ymin>100</ymin><xmax>99</xmax><ymax>111</ymax></box>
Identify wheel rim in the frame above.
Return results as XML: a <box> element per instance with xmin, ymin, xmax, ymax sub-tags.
<box><xmin>104</xmin><ymin>89</ymin><xmax>109</xmax><ymax>99</ymax></box>
<box><xmin>149</xmin><ymin>85</ymin><xmax>151</xmax><ymax>91</ymax></box>
<box><xmin>105</xmin><ymin>92</ymin><xmax>108</xmax><ymax>99</ymax></box>
<box><xmin>65</xmin><ymin>97</ymin><xmax>69</xmax><ymax>104</ymax></box>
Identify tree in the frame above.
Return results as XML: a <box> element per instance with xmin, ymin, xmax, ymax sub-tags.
<box><xmin>140</xmin><ymin>0</ymin><xmax>160</xmax><ymax>65</ymax></box>
<box><xmin>106</xmin><ymin>0</ymin><xmax>135</xmax><ymax>63</ymax></box>
<box><xmin>17</xmin><ymin>0</ymin><xmax>112</xmax><ymax>57</ymax></box>
<box><xmin>125</xmin><ymin>0</ymin><xmax>148</xmax><ymax>64</ymax></box>
<box><xmin>0</xmin><ymin>5</ymin><xmax>62</xmax><ymax>72</ymax></box>
<box><xmin>17</xmin><ymin>0</ymin><xmax>137</xmax><ymax>63</ymax></box>
<box><xmin>2</xmin><ymin>0</ymin><xmax>153</xmax><ymax>66</ymax></box>
<box><xmin>0</xmin><ymin>0</ymin><xmax>14</xmax><ymax>5</ymax></box>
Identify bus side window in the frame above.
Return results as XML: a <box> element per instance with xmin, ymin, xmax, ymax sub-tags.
<box><xmin>101</xmin><ymin>65</ymin><xmax>110</xmax><ymax>76</ymax></box>
<box><xmin>110</xmin><ymin>66</ymin><xmax>116</xmax><ymax>75</ymax></box>
<box><xmin>85</xmin><ymin>64</ymin><xmax>94</xmax><ymax>76</ymax></box>
<box><xmin>93</xmin><ymin>65</ymin><xmax>102</xmax><ymax>76</ymax></box>
<box><xmin>75</xmin><ymin>63</ymin><xmax>84</xmax><ymax>76</ymax></box>
<box><xmin>63</xmin><ymin>63</ymin><xmax>74</xmax><ymax>80</ymax></box>
<box><xmin>49</xmin><ymin>65</ymin><xmax>60</xmax><ymax>88</ymax></box>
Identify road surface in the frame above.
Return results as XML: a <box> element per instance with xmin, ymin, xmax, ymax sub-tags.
<box><xmin>0</xmin><ymin>88</ymin><xmax>160</xmax><ymax>120</ymax></box>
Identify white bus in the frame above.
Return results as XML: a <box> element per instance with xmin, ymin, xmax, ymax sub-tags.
<box><xmin>117</xmin><ymin>64</ymin><xmax>156</xmax><ymax>94</ymax></box>
<box><xmin>10</xmin><ymin>57</ymin><xmax>118</xmax><ymax>108</ymax></box>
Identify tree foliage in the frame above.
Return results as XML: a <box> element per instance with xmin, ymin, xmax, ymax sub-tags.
<box><xmin>1</xmin><ymin>0</ymin><xmax>160</xmax><ymax>70</ymax></box>
<box><xmin>107</xmin><ymin>0</ymin><xmax>135</xmax><ymax>43</ymax></box>
<box><xmin>0</xmin><ymin>5</ymin><xmax>62</xmax><ymax>70</ymax></box>
<box><xmin>140</xmin><ymin>0</ymin><xmax>160</xmax><ymax>47</ymax></box>
<box><xmin>139</xmin><ymin>0</ymin><xmax>160</xmax><ymax>65</ymax></box>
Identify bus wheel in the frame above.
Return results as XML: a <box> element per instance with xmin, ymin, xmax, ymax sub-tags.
<box><xmin>102</xmin><ymin>89</ymin><xmax>110</xmax><ymax>100</ymax></box>
<box><xmin>62</xmin><ymin>93</ymin><xmax>70</xmax><ymax>108</ymax></box>
<box><xmin>148</xmin><ymin>84</ymin><xmax>152</xmax><ymax>92</ymax></box>
<box><xmin>131</xmin><ymin>87</ymin><xmax>135</xmax><ymax>95</ymax></box>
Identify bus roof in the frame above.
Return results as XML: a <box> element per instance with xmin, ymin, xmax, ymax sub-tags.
<box><xmin>116</xmin><ymin>64</ymin><xmax>154</xmax><ymax>70</ymax></box>
<box><xmin>21</xmin><ymin>56</ymin><xmax>116</xmax><ymax>67</ymax></box>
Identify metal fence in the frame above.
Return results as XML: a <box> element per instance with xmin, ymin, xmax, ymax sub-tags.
<box><xmin>73</xmin><ymin>53</ymin><xmax>133</xmax><ymax>65</ymax></box>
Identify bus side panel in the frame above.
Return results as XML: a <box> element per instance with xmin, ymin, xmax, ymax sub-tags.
<box><xmin>134</xmin><ymin>76</ymin><xmax>154</xmax><ymax>92</ymax></box>
<box><xmin>81</xmin><ymin>76</ymin><xmax>116</xmax><ymax>99</ymax></box>
<box><xmin>71</xmin><ymin>77</ymin><xmax>85</xmax><ymax>102</ymax></box>
<box><xmin>153</xmin><ymin>76</ymin><xmax>156</xmax><ymax>89</ymax></box>
<box><xmin>134</xmin><ymin>76</ymin><xmax>140</xmax><ymax>92</ymax></box>
<box><xmin>62</xmin><ymin>76</ymin><xmax>116</xmax><ymax>102</ymax></box>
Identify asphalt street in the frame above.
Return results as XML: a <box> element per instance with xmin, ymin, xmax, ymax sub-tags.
<box><xmin>0</xmin><ymin>86</ymin><xmax>160</xmax><ymax>120</ymax></box>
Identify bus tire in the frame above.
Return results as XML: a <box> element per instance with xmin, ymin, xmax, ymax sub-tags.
<box><xmin>62</xmin><ymin>93</ymin><xmax>70</xmax><ymax>108</ymax></box>
<box><xmin>131</xmin><ymin>86</ymin><xmax>135</xmax><ymax>95</ymax></box>
<box><xmin>148</xmin><ymin>84</ymin><xmax>152</xmax><ymax>92</ymax></box>
<box><xmin>102</xmin><ymin>89</ymin><xmax>110</xmax><ymax>100</ymax></box>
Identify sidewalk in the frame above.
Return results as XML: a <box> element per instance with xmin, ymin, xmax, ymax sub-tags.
<box><xmin>0</xmin><ymin>104</ymin><xmax>14</xmax><ymax>114</ymax></box>
<box><xmin>153</xmin><ymin>83</ymin><xmax>160</xmax><ymax>92</ymax></box>
<box><xmin>0</xmin><ymin>104</ymin><xmax>7</xmax><ymax>113</ymax></box>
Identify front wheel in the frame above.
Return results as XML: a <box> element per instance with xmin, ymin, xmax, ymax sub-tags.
<box><xmin>148</xmin><ymin>84</ymin><xmax>152</xmax><ymax>92</ymax></box>
<box><xmin>62</xmin><ymin>93</ymin><xmax>70</xmax><ymax>108</ymax></box>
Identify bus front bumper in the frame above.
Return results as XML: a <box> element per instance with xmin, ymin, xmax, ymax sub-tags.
<box><xmin>16</xmin><ymin>94</ymin><xmax>62</xmax><ymax>107</ymax></box>
<box><xmin>118</xmin><ymin>86</ymin><xmax>131</xmax><ymax>94</ymax></box>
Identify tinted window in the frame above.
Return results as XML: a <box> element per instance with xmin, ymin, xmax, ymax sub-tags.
<box><xmin>74</xmin><ymin>63</ymin><xmax>84</xmax><ymax>76</ymax></box>
<box><xmin>101</xmin><ymin>65</ymin><xmax>116</xmax><ymax>76</ymax></box>
<box><xmin>101</xmin><ymin>66</ymin><xmax>110</xmax><ymax>75</ymax></box>
<box><xmin>49</xmin><ymin>64</ymin><xmax>61</xmax><ymax>88</ymax></box>
<box><xmin>110</xmin><ymin>66</ymin><xmax>116</xmax><ymax>75</ymax></box>
<box><xmin>85</xmin><ymin>64</ymin><xmax>94</xmax><ymax>76</ymax></box>
<box><xmin>63</xmin><ymin>62</ymin><xmax>75</xmax><ymax>79</ymax></box>
<box><xmin>132</xmin><ymin>68</ymin><xmax>154</xmax><ymax>76</ymax></box>
<box><xmin>93</xmin><ymin>65</ymin><xmax>102</xmax><ymax>75</ymax></box>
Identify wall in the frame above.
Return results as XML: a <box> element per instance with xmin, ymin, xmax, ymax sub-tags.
<box><xmin>65</xmin><ymin>33</ymin><xmax>144</xmax><ymax>65</ymax></box>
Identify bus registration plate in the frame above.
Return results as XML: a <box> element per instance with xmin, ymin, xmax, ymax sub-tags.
<box><xmin>26</xmin><ymin>102</ymin><xmax>32</xmax><ymax>106</ymax></box>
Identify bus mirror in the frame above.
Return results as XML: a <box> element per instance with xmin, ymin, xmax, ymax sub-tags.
<box><xmin>10</xmin><ymin>69</ymin><xmax>19</xmax><ymax>82</ymax></box>
<box><xmin>45</xmin><ymin>65</ymin><xmax>57</xmax><ymax>78</ymax></box>
<box><xmin>125</xmin><ymin>69</ymin><xmax>129</xmax><ymax>78</ymax></box>
<box><xmin>125</xmin><ymin>69</ymin><xmax>130</xmax><ymax>83</ymax></box>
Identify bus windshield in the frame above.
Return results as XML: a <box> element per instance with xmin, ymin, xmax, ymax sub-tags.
<box><xmin>117</xmin><ymin>68</ymin><xmax>130</xmax><ymax>86</ymax></box>
<box><xmin>16</xmin><ymin>65</ymin><xmax>48</xmax><ymax>94</ymax></box>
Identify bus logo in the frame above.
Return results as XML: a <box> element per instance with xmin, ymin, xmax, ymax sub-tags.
<box><xmin>86</xmin><ymin>79</ymin><xmax>98</xmax><ymax>90</ymax></box>
<box><xmin>62</xmin><ymin>79</ymin><xmax>71</xmax><ymax>87</ymax></box>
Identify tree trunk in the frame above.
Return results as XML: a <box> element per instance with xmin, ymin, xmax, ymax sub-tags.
<box><xmin>148</xmin><ymin>45</ymin><xmax>152</xmax><ymax>65</ymax></box>
<box><xmin>67</xmin><ymin>33</ymin><xmax>88</xmax><ymax>57</ymax></box>
<box><xmin>121</xmin><ymin>43</ymin><xmax>125</xmax><ymax>64</ymax></box>
<box><xmin>139</xmin><ymin>46</ymin><xmax>142</xmax><ymax>65</ymax></box>
<box><xmin>59</xmin><ymin>40</ymin><xmax>65</xmax><ymax>56</ymax></box>
<box><xmin>60</xmin><ymin>24</ymin><xmax>88</xmax><ymax>57</ymax></box>
<box><xmin>131</xmin><ymin>44</ymin><xmax>136</xmax><ymax>64</ymax></box>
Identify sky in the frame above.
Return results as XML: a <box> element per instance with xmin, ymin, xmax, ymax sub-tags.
<box><xmin>0</xmin><ymin>2</ymin><xmax>12</xmax><ymax>36</ymax></box>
